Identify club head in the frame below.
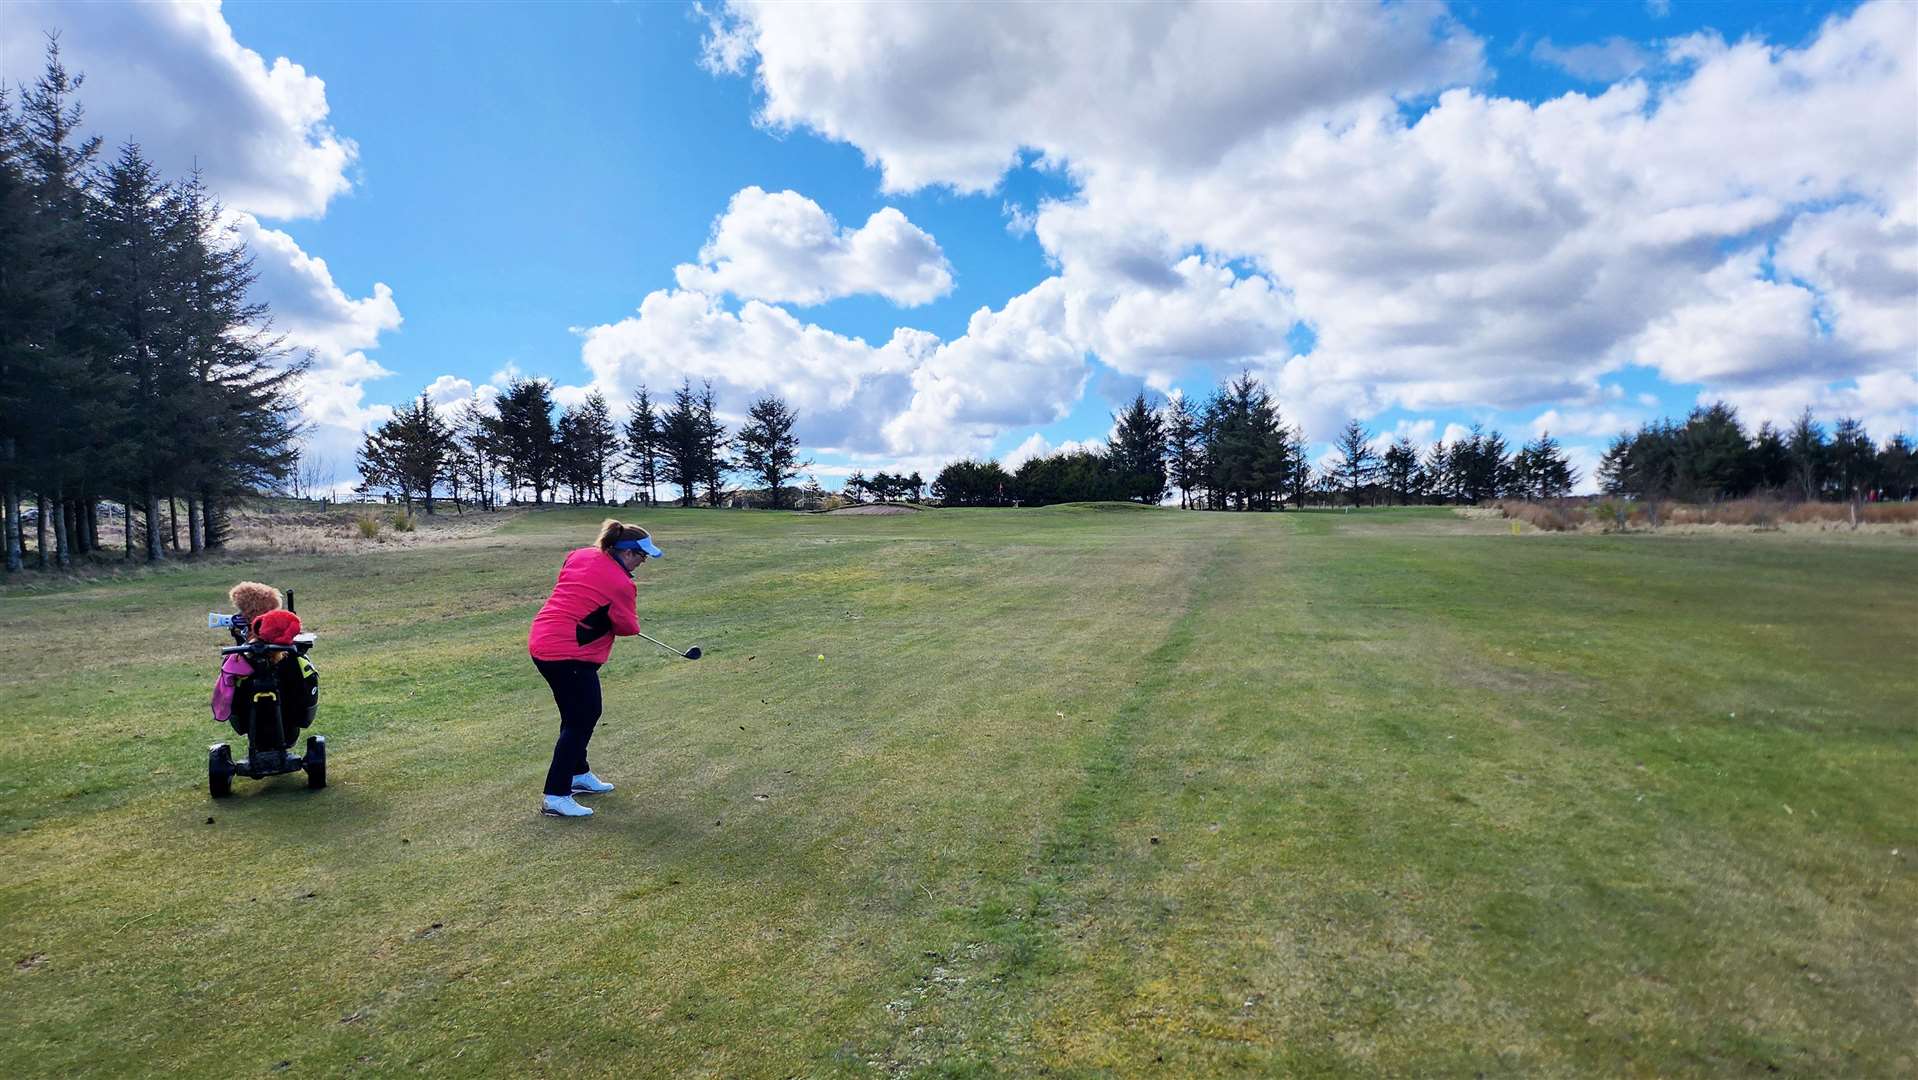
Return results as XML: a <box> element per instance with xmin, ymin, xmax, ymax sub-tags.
<box><xmin>684</xmin><ymin>646</ymin><xmax>702</xmax><ymax>660</ymax></box>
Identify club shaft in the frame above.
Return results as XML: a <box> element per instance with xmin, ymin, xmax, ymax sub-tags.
<box><xmin>637</xmin><ymin>630</ymin><xmax>691</xmax><ymax>658</ymax></box>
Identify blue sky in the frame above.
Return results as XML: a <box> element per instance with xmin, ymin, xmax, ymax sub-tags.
<box><xmin>6</xmin><ymin>1</ymin><xmax>1912</xmax><ymax>492</ymax></box>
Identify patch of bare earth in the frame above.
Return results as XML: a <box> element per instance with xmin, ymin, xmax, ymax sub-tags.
<box><xmin>822</xmin><ymin>504</ymin><xmax>920</xmax><ymax>516</ymax></box>
<box><xmin>224</xmin><ymin>505</ymin><xmax>522</xmax><ymax>556</ymax></box>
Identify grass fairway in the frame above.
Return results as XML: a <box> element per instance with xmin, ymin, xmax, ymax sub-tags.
<box><xmin>3</xmin><ymin>506</ymin><xmax>1914</xmax><ymax>1077</ymax></box>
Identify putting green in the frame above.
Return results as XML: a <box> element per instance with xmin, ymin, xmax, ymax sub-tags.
<box><xmin>2</xmin><ymin>506</ymin><xmax>1913</xmax><ymax>1076</ymax></box>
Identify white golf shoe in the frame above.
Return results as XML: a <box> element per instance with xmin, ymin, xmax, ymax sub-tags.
<box><xmin>541</xmin><ymin>794</ymin><xmax>594</xmax><ymax>818</ymax></box>
<box><xmin>571</xmin><ymin>771</ymin><xmax>615</xmax><ymax>794</ymax></box>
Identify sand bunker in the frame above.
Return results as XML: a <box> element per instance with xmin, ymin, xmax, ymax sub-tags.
<box><xmin>822</xmin><ymin>504</ymin><xmax>921</xmax><ymax>515</ymax></box>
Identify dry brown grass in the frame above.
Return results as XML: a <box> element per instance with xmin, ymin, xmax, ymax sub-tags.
<box><xmin>1491</xmin><ymin>500</ymin><xmax>1583</xmax><ymax>532</ymax></box>
<box><xmin>224</xmin><ymin>503</ymin><xmax>514</xmax><ymax>556</ymax></box>
<box><xmin>0</xmin><ymin>503</ymin><xmax>523</xmax><ymax>591</ymax></box>
<box><xmin>1494</xmin><ymin>497</ymin><xmax>1918</xmax><ymax>536</ymax></box>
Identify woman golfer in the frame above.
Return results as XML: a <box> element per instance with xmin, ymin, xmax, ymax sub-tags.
<box><xmin>527</xmin><ymin>519</ymin><xmax>663</xmax><ymax>818</ymax></box>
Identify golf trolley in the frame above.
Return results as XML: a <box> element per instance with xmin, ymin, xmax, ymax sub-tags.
<box><xmin>208</xmin><ymin>593</ymin><xmax>325</xmax><ymax>798</ymax></box>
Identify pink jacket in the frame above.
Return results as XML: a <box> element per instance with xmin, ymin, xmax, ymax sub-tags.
<box><xmin>211</xmin><ymin>652</ymin><xmax>252</xmax><ymax>722</ymax></box>
<box><xmin>528</xmin><ymin>547</ymin><xmax>641</xmax><ymax>663</ymax></box>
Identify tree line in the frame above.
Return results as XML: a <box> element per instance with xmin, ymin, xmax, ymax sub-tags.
<box><xmin>930</xmin><ymin>373</ymin><xmax>1584</xmax><ymax>509</ymax></box>
<box><xmin>1598</xmin><ymin>404</ymin><xmax>1915</xmax><ymax>504</ymax></box>
<box><xmin>2</xmin><ymin>42</ymin><xmax>303</xmax><ymax>572</ymax></box>
<box><xmin>933</xmin><ymin>377</ymin><xmax>1916</xmax><ymax>511</ymax></box>
<box><xmin>357</xmin><ymin>377</ymin><xmax>813</xmax><ymax>511</ymax></box>
<box><xmin>842</xmin><ymin>469</ymin><xmax>926</xmax><ymax>504</ymax></box>
<box><xmin>322</xmin><ymin>371</ymin><xmax>1918</xmax><ymax>519</ymax></box>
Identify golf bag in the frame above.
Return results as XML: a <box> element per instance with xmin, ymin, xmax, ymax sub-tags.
<box><xmin>226</xmin><ymin>650</ymin><xmax>320</xmax><ymax>749</ymax></box>
<box><xmin>207</xmin><ymin>591</ymin><xmax>327</xmax><ymax>798</ymax></box>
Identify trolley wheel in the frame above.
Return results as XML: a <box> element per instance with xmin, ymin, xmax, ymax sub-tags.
<box><xmin>209</xmin><ymin>744</ymin><xmax>233</xmax><ymax>799</ymax></box>
<box><xmin>305</xmin><ymin>735</ymin><xmax>327</xmax><ymax>790</ymax></box>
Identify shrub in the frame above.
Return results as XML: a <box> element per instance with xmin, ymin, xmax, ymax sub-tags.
<box><xmin>390</xmin><ymin>510</ymin><xmax>417</xmax><ymax>533</ymax></box>
<box><xmin>1590</xmin><ymin>498</ymin><xmax>1631</xmax><ymax>532</ymax></box>
<box><xmin>354</xmin><ymin>513</ymin><xmax>381</xmax><ymax>539</ymax></box>
<box><xmin>1496</xmin><ymin>500</ymin><xmax>1580</xmax><ymax>532</ymax></box>
<box><xmin>1498</xmin><ymin>494</ymin><xmax>1915</xmax><ymax>532</ymax></box>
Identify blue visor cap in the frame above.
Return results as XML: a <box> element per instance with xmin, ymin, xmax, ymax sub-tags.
<box><xmin>613</xmin><ymin>536</ymin><xmax>664</xmax><ymax>558</ymax></box>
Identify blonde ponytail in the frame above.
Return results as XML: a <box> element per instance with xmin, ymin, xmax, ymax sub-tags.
<box><xmin>596</xmin><ymin>518</ymin><xmax>650</xmax><ymax>552</ymax></box>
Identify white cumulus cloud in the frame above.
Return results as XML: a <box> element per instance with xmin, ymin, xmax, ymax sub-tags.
<box><xmin>705</xmin><ymin>0</ymin><xmax>1483</xmax><ymax>194</ymax></box>
<box><xmin>1</xmin><ymin>0</ymin><xmax>355</xmax><ymax>220</ymax></box>
<box><xmin>234</xmin><ymin>215</ymin><xmax>402</xmax><ymax>468</ymax></box>
<box><xmin>1531</xmin><ymin>37</ymin><xmax>1652</xmax><ymax>82</ymax></box>
<box><xmin>673</xmin><ymin>186</ymin><xmax>953</xmax><ymax>306</ymax></box>
<box><xmin>1002</xmin><ymin>432</ymin><xmax>1107</xmax><ymax>471</ymax></box>
<box><xmin>704</xmin><ymin>0</ymin><xmax>1917</xmax><ymax>446</ymax></box>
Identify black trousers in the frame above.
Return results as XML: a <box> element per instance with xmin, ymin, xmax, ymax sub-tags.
<box><xmin>534</xmin><ymin>658</ymin><xmax>603</xmax><ymax>797</ymax></box>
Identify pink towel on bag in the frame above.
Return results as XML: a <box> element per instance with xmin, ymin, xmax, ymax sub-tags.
<box><xmin>210</xmin><ymin>652</ymin><xmax>252</xmax><ymax>722</ymax></box>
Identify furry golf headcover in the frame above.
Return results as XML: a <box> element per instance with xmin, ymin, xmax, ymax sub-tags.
<box><xmin>229</xmin><ymin>581</ymin><xmax>283</xmax><ymax>622</ymax></box>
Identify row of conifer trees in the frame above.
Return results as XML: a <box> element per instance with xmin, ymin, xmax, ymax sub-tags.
<box><xmin>2</xmin><ymin>43</ymin><xmax>304</xmax><ymax>571</ymax></box>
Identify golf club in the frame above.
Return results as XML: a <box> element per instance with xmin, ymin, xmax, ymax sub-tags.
<box><xmin>638</xmin><ymin>630</ymin><xmax>701</xmax><ymax>660</ymax></box>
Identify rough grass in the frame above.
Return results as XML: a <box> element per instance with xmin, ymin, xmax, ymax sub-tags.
<box><xmin>1497</xmin><ymin>497</ymin><xmax>1918</xmax><ymax>534</ymax></box>
<box><xmin>2</xmin><ymin>506</ymin><xmax>1914</xmax><ymax>1077</ymax></box>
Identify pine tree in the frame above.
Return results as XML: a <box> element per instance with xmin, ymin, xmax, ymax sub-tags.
<box><xmin>1108</xmin><ymin>392</ymin><xmax>1168</xmax><ymax>504</ymax></box>
<box><xmin>733</xmin><ymin>394</ymin><xmax>807</xmax><ymax>509</ymax></box>
<box><xmin>696</xmin><ymin>381</ymin><xmax>729</xmax><ymax>506</ymax></box>
<box><xmin>16</xmin><ymin>38</ymin><xmax>106</xmax><ymax>568</ymax></box>
<box><xmin>1418</xmin><ymin>440</ymin><xmax>1450</xmax><ymax>503</ymax></box>
<box><xmin>1203</xmin><ymin>373</ymin><xmax>1278</xmax><ymax>510</ymax></box>
<box><xmin>1748</xmin><ymin>421</ymin><xmax>1792</xmax><ymax>493</ymax></box>
<box><xmin>97</xmin><ymin>142</ymin><xmax>182</xmax><ymax>560</ymax></box>
<box><xmin>657</xmin><ymin>380</ymin><xmax>703</xmax><ymax>507</ymax></box>
<box><xmin>1787</xmin><ymin>408</ymin><xmax>1826</xmax><ymax>502</ymax></box>
<box><xmin>1163</xmin><ymin>393</ymin><xmax>1201</xmax><ymax>509</ymax></box>
<box><xmin>624</xmin><ymin>385</ymin><xmax>660</xmax><ymax>506</ymax></box>
<box><xmin>490</xmin><ymin>379</ymin><xmax>557</xmax><ymax>504</ymax></box>
<box><xmin>1253</xmin><ymin>405</ymin><xmax>1291</xmax><ymax>511</ymax></box>
<box><xmin>1677</xmin><ymin>402</ymin><xmax>1749</xmax><ymax>500</ymax></box>
<box><xmin>164</xmin><ymin>167</ymin><xmax>302</xmax><ymax>546</ymax></box>
<box><xmin>1828</xmin><ymin>417</ymin><xmax>1875</xmax><ymax>503</ymax></box>
<box><xmin>0</xmin><ymin>85</ymin><xmax>44</xmax><ymax>571</ymax></box>
<box><xmin>1878</xmin><ymin>432</ymin><xmax>1915</xmax><ymax>501</ymax></box>
<box><xmin>1382</xmin><ymin>436</ymin><xmax>1418</xmax><ymax>505</ymax></box>
<box><xmin>357</xmin><ymin>394</ymin><xmax>450</xmax><ymax>511</ymax></box>
<box><xmin>1332</xmin><ymin>419</ymin><xmax>1379</xmax><ymax>506</ymax></box>
<box><xmin>1597</xmin><ymin>430</ymin><xmax>1632</xmax><ymax>496</ymax></box>
<box><xmin>1287</xmin><ymin>425</ymin><xmax>1312</xmax><ymax>508</ymax></box>
<box><xmin>576</xmin><ymin>391</ymin><xmax>618</xmax><ymax>503</ymax></box>
<box><xmin>1513</xmin><ymin>431</ymin><xmax>1576</xmax><ymax>498</ymax></box>
<box><xmin>451</xmin><ymin>399</ymin><xmax>498</xmax><ymax>510</ymax></box>
<box><xmin>553</xmin><ymin>405</ymin><xmax>588</xmax><ymax>503</ymax></box>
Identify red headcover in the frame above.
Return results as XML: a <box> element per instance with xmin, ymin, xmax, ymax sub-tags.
<box><xmin>251</xmin><ymin>609</ymin><xmax>303</xmax><ymax>645</ymax></box>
